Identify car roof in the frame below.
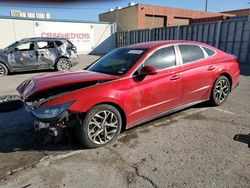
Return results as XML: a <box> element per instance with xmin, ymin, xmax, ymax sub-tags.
<box><xmin>126</xmin><ymin>40</ymin><xmax>213</xmax><ymax>49</ymax></box>
<box><xmin>18</xmin><ymin>37</ymin><xmax>67</xmax><ymax>43</ymax></box>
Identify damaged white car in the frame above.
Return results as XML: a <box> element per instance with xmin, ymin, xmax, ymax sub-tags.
<box><xmin>0</xmin><ymin>37</ymin><xmax>79</xmax><ymax>76</ymax></box>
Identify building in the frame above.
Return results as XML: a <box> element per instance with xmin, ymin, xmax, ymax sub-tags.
<box><xmin>221</xmin><ymin>8</ymin><xmax>250</xmax><ymax>16</ymax></box>
<box><xmin>99</xmin><ymin>3</ymin><xmax>234</xmax><ymax>31</ymax></box>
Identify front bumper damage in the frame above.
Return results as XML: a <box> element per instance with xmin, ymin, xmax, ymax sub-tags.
<box><xmin>26</xmin><ymin>99</ymin><xmax>80</xmax><ymax>142</ymax></box>
<box><xmin>33</xmin><ymin>110</ymin><xmax>80</xmax><ymax>142</ymax></box>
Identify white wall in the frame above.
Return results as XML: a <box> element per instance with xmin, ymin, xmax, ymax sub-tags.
<box><xmin>0</xmin><ymin>17</ymin><xmax>116</xmax><ymax>54</ymax></box>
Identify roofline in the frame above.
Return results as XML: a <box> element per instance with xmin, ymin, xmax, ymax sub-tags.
<box><xmin>138</xmin><ymin>3</ymin><xmax>235</xmax><ymax>16</ymax></box>
<box><xmin>221</xmin><ymin>8</ymin><xmax>250</xmax><ymax>13</ymax></box>
<box><xmin>99</xmin><ymin>4</ymin><xmax>139</xmax><ymax>15</ymax></box>
<box><xmin>0</xmin><ymin>15</ymin><xmax>115</xmax><ymax>25</ymax></box>
<box><xmin>99</xmin><ymin>3</ymin><xmax>234</xmax><ymax>17</ymax></box>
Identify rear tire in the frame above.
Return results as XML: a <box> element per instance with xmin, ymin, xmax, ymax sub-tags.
<box><xmin>76</xmin><ymin>104</ymin><xmax>122</xmax><ymax>148</ymax></box>
<box><xmin>55</xmin><ymin>58</ymin><xmax>71</xmax><ymax>71</ymax></box>
<box><xmin>210</xmin><ymin>76</ymin><xmax>231</xmax><ymax>106</ymax></box>
<box><xmin>0</xmin><ymin>63</ymin><xmax>8</xmax><ymax>77</ymax></box>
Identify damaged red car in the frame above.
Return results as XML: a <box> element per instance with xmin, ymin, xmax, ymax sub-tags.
<box><xmin>17</xmin><ymin>41</ymin><xmax>240</xmax><ymax>148</ymax></box>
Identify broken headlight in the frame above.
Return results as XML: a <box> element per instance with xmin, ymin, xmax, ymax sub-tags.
<box><xmin>32</xmin><ymin>101</ymin><xmax>74</xmax><ymax>121</ymax></box>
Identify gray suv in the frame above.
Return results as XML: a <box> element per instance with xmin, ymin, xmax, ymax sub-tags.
<box><xmin>0</xmin><ymin>37</ymin><xmax>79</xmax><ymax>76</ymax></box>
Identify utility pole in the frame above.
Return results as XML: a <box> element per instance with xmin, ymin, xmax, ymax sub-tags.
<box><xmin>205</xmin><ymin>0</ymin><xmax>208</xmax><ymax>11</ymax></box>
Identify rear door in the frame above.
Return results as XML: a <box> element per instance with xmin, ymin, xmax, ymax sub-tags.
<box><xmin>177</xmin><ymin>44</ymin><xmax>217</xmax><ymax>104</ymax></box>
<box><xmin>128</xmin><ymin>46</ymin><xmax>183</xmax><ymax>124</ymax></box>
<box><xmin>36</xmin><ymin>40</ymin><xmax>58</xmax><ymax>68</ymax></box>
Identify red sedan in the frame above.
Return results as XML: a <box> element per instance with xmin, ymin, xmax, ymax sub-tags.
<box><xmin>17</xmin><ymin>40</ymin><xmax>240</xmax><ymax>148</ymax></box>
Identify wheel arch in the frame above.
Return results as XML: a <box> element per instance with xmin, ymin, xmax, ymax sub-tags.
<box><xmin>0</xmin><ymin>61</ymin><xmax>10</xmax><ymax>73</ymax></box>
<box><xmin>54</xmin><ymin>55</ymin><xmax>69</xmax><ymax>67</ymax></box>
<box><xmin>219</xmin><ymin>72</ymin><xmax>232</xmax><ymax>91</ymax></box>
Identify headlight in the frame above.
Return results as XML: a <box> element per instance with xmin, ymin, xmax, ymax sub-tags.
<box><xmin>32</xmin><ymin>101</ymin><xmax>74</xmax><ymax>121</ymax></box>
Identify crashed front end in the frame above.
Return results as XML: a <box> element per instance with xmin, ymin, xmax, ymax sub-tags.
<box><xmin>18</xmin><ymin>82</ymin><xmax>85</xmax><ymax>141</ymax></box>
<box><xmin>16</xmin><ymin>70</ymin><xmax>119</xmax><ymax>142</ymax></box>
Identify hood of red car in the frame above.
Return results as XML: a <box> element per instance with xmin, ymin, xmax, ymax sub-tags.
<box><xmin>17</xmin><ymin>70</ymin><xmax>119</xmax><ymax>99</ymax></box>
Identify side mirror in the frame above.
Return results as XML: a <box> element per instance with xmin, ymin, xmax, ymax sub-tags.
<box><xmin>140</xmin><ymin>65</ymin><xmax>158</xmax><ymax>76</ymax></box>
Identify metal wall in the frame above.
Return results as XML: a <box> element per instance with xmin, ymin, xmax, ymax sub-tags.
<box><xmin>116</xmin><ymin>18</ymin><xmax>250</xmax><ymax>63</ymax></box>
<box><xmin>0</xmin><ymin>16</ymin><xmax>116</xmax><ymax>55</ymax></box>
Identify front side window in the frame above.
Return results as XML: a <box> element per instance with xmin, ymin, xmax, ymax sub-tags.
<box><xmin>179</xmin><ymin>44</ymin><xmax>205</xmax><ymax>64</ymax></box>
<box><xmin>16</xmin><ymin>42</ymin><xmax>34</xmax><ymax>51</ymax></box>
<box><xmin>88</xmin><ymin>48</ymin><xmax>147</xmax><ymax>75</ymax></box>
<box><xmin>144</xmin><ymin>46</ymin><xmax>176</xmax><ymax>69</ymax></box>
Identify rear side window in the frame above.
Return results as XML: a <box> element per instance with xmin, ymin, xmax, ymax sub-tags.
<box><xmin>203</xmin><ymin>46</ymin><xmax>216</xmax><ymax>56</ymax></box>
<box><xmin>144</xmin><ymin>46</ymin><xmax>176</xmax><ymax>69</ymax></box>
<box><xmin>55</xmin><ymin>41</ymin><xmax>63</xmax><ymax>47</ymax></box>
<box><xmin>179</xmin><ymin>44</ymin><xmax>205</xmax><ymax>64</ymax></box>
<box><xmin>37</xmin><ymin>41</ymin><xmax>54</xmax><ymax>49</ymax></box>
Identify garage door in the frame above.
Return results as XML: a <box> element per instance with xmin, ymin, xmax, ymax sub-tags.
<box><xmin>173</xmin><ymin>17</ymin><xmax>190</xmax><ymax>26</ymax></box>
<box><xmin>145</xmin><ymin>15</ymin><xmax>167</xmax><ymax>28</ymax></box>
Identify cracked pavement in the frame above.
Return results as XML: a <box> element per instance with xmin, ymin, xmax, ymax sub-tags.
<box><xmin>0</xmin><ymin>57</ymin><xmax>250</xmax><ymax>188</ymax></box>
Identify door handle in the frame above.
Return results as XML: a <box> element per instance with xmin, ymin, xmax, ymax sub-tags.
<box><xmin>170</xmin><ymin>74</ymin><xmax>181</xmax><ymax>80</ymax></box>
<box><xmin>207</xmin><ymin>66</ymin><xmax>215</xmax><ymax>71</ymax></box>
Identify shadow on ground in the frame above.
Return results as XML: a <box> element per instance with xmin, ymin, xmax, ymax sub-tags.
<box><xmin>0</xmin><ymin>106</ymin><xmax>83</xmax><ymax>154</ymax></box>
<box><xmin>0</xmin><ymin>101</ymin><xmax>212</xmax><ymax>154</ymax></box>
<box><xmin>240</xmin><ymin>64</ymin><xmax>250</xmax><ymax>76</ymax></box>
<box><xmin>0</xmin><ymin>99</ymin><xmax>211</xmax><ymax>178</ymax></box>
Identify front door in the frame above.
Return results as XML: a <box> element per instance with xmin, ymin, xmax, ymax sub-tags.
<box><xmin>127</xmin><ymin>46</ymin><xmax>182</xmax><ymax>126</ymax></box>
<box><xmin>10</xmin><ymin>41</ymin><xmax>39</xmax><ymax>70</ymax></box>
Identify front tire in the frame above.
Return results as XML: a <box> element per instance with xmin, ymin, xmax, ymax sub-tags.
<box><xmin>0</xmin><ymin>63</ymin><xmax>8</xmax><ymax>77</ymax></box>
<box><xmin>55</xmin><ymin>58</ymin><xmax>71</xmax><ymax>71</ymax></box>
<box><xmin>210</xmin><ymin>76</ymin><xmax>231</xmax><ymax>106</ymax></box>
<box><xmin>76</xmin><ymin>104</ymin><xmax>122</xmax><ymax>148</ymax></box>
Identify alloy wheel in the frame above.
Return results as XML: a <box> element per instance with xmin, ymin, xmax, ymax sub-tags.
<box><xmin>88</xmin><ymin>110</ymin><xmax>119</xmax><ymax>145</ymax></box>
<box><xmin>58</xmin><ymin>59</ymin><xmax>70</xmax><ymax>71</ymax></box>
<box><xmin>214</xmin><ymin>79</ymin><xmax>229</xmax><ymax>103</ymax></box>
<box><xmin>0</xmin><ymin>64</ymin><xmax>6</xmax><ymax>76</ymax></box>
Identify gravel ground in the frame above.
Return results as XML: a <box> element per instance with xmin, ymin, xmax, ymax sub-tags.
<box><xmin>0</xmin><ymin>57</ymin><xmax>249</xmax><ymax>188</ymax></box>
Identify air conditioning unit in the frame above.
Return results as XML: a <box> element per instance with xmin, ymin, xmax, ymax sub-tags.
<box><xmin>26</xmin><ymin>12</ymin><xmax>36</xmax><ymax>18</ymax></box>
<box><xmin>45</xmin><ymin>13</ymin><xmax>50</xmax><ymax>19</ymax></box>
<box><xmin>10</xmin><ymin>10</ymin><xmax>22</xmax><ymax>17</ymax></box>
<box><xmin>35</xmin><ymin>13</ymin><xmax>46</xmax><ymax>19</ymax></box>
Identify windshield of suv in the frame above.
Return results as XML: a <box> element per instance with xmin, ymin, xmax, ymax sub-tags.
<box><xmin>4</xmin><ymin>41</ymin><xmax>19</xmax><ymax>50</ymax></box>
<box><xmin>87</xmin><ymin>48</ymin><xmax>147</xmax><ymax>75</ymax></box>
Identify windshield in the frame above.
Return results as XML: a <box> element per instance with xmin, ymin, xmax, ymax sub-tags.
<box><xmin>87</xmin><ymin>48</ymin><xmax>147</xmax><ymax>75</ymax></box>
<box><xmin>4</xmin><ymin>41</ymin><xmax>19</xmax><ymax>50</ymax></box>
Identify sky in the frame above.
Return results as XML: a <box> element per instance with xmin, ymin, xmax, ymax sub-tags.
<box><xmin>0</xmin><ymin>0</ymin><xmax>249</xmax><ymax>22</ymax></box>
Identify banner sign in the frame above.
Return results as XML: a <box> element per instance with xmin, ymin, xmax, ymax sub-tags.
<box><xmin>34</xmin><ymin>21</ymin><xmax>94</xmax><ymax>52</ymax></box>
